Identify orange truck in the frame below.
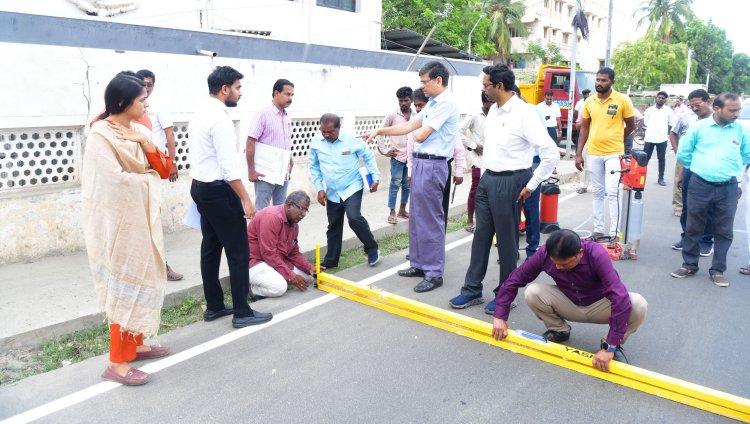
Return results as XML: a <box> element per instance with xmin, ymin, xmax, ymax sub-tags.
<box><xmin>519</xmin><ymin>64</ymin><xmax>596</xmax><ymax>144</ymax></box>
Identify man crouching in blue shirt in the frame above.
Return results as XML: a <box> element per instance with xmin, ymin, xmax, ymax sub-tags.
<box><xmin>491</xmin><ymin>229</ymin><xmax>648</xmax><ymax>372</ymax></box>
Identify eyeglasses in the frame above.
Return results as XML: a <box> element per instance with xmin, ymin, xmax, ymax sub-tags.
<box><xmin>482</xmin><ymin>82</ymin><xmax>494</xmax><ymax>89</ymax></box>
<box><xmin>291</xmin><ymin>203</ymin><xmax>309</xmax><ymax>214</ymax></box>
<box><xmin>419</xmin><ymin>77</ymin><xmax>435</xmax><ymax>86</ymax></box>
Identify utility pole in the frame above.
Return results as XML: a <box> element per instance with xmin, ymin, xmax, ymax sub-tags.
<box><xmin>468</xmin><ymin>14</ymin><xmax>485</xmax><ymax>55</ymax></box>
<box><xmin>565</xmin><ymin>1</ymin><xmax>580</xmax><ymax>157</ymax></box>
<box><xmin>605</xmin><ymin>0</ymin><xmax>613</xmax><ymax>67</ymax></box>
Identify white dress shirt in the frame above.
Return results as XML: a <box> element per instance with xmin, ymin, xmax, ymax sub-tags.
<box><xmin>483</xmin><ymin>94</ymin><xmax>560</xmax><ymax>191</ymax></box>
<box><xmin>460</xmin><ymin>110</ymin><xmax>487</xmax><ymax>168</ymax></box>
<box><xmin>643</xmin><ymin>105</ymin><xmax>674</xmax><ymax>143</ymax></box>
<box><xmin>188</xmin><ymin>97</ymin><xmax>243</xmax><ymax>182</ymax></box>
<box><xmin>147</xmin><ymin>94</ymin><xmax>173</xmax><ymax>154</ymax></box>
<box><xmin>536</xmin><ymin>101</ymin><xmax>562</xmax><ymax>128</ymax></box>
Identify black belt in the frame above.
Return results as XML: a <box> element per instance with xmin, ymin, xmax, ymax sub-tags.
<box><xmin>695</xmin><ymin>174</ymin><xmax>736</xmax><ymax>186</ymax></box>
<box><xmin>413</xmin><ymin>153</ymin><xmax>447</xmax><ymax>160</ymax></box>
<box><xmin>486</xmin><ymin>168</ymin><xmax>531</xmax><ymax>176</ymax></box>
<box><xmin>192</xmin><ymin>179</ymin><xmax>226</xmax><ymax>187</ymax></box>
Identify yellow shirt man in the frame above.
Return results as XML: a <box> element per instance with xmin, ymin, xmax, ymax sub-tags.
<box><xmin>582</xmin><ymin>90</ymin><xmax>634</xmax><ymax>156</ymax></box>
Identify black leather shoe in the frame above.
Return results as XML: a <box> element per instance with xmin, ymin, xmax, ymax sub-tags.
<box><xmin>398</xmin><ymin>267</ymin><xmax>425</xmax><ymax>278</ymax></box>
<box><xmin>542</xmin><ymin>329</ymin><xmax>570</xmax><ymax>343</ymax></box>
<box><xmin>320</xmin><ymin>261</ymin><xmax>338</xmax><ymax>269</ymax></box>
<box><xmin>232</xmin><ymin>311</ymin><xmax>273</xmax><ymax>328</ymax></box>
<box><xmin>203</xmin><ymin>306</ymin><xmax>233</xmax><ymax>322</ymax></box>
<box><xmin>413</xmin><ymin>277</ymin><xmax>443</xmax><ymax>293</ymax></box>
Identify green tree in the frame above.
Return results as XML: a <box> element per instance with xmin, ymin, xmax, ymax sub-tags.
<box><xmin>612</xmin><ymin>36</ymin><xmax>690</xmax><ymax>91</ymax></box>
<box><xmin>485</xmin><ymin>0</ymin><xmax>527</xmax><ymax>63</ymax></box>
<box><xmin>634</xmin><ymin>0</ymin><xmax>694</xmax><ymax>42</ymax></box>
<box><xmin>382</xmin><ymin>0</ymin><xmax>497</xmax><ymax>58</ymax></box>
<box><xmin>731</xmin><ymin>53</ymin><xmax>750</xmax><ymax>95</ymax></box>
<box><xmin>680</xmin><ymin>19</ymin><xmax>734</xmax><ymax>93</ymax></box>
<box><xmin>527</xmin><ymin>39</ymin><xmax>564</xmax><ymax>65</ymax></box>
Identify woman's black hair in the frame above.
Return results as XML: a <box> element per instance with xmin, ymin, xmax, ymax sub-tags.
<box><xmin>97</xmin><ymin>74</ymin><xmax>145</xmax><ymax>121</ymax></box>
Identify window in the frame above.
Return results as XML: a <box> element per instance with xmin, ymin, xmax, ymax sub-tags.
<box><xmin>317</xmin><ymin>0</ymin><xmax>355</xmax><ymax>12</ymax></box>
<box><xmin>555</xmin><ymin>1</ymin><xmax>563</xmax><ymax>13</ymax></box>
<box><xmin>563</xmin><ymin>33</ymin><xmax>570</xmax><ymax>44</ymax></box>
<box><xmin>550</xmin><ymin>74</ymin><xmax>570</xmax><ymax>91</ymax></box>
<box><xmin>544</xmin><ymin>0</ymin><xmax>550</xmax><ymax>8</ymax></box>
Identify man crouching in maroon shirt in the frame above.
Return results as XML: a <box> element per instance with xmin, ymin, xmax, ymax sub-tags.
<box><xmin>491</xmin><ymin>229</ymin><xmax>648</xmax><ymax>372</ymax></box>
<box><xmin>247</xmin><ymin>191</ymin><xmax>317</xmax><ymax>299</ymax></box>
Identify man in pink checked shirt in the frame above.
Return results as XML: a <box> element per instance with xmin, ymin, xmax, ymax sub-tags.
<box><xmin>246</xmin><ymin>79</ymin><xmax>295</xmax><ymax>210</ymax></box>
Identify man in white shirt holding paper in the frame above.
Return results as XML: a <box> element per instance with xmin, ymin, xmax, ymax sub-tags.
<box><xmin>246</xmin><ymin>79</ymin><xmax>295</xmax><ymax>210</ymax></box>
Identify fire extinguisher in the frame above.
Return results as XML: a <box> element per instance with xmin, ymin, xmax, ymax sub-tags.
<box><xmin>540</xmin><ymin>176</ymin><xmax>560</xmax><ymax>234</ymax></box>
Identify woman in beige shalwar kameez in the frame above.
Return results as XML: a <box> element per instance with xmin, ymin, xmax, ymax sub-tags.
<box><xmin>82</xmin><ymin>73</ymin><xmax>173</xmax><ymax>386</ymax></box>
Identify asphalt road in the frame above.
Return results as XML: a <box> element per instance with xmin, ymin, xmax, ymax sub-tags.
<box><xmin>1</xmin><ymin>153</ymin><xmax>748</xmax><ymax>423</ymax></box>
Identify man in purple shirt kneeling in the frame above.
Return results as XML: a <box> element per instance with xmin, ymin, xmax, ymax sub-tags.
<box><xmin>491</xmin><ymin>229</ymin><xmax>648</xmax><ymax>372</ymax></box>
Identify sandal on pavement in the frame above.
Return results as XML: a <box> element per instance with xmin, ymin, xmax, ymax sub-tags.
<box><xmin>397</xmin><ymin>211</ymin><xmax>410</xmax><ymax>219</ymax></box>
<box><xmin>387</xmin><ymin>215</ymin><xmax>398</xmax><ymax>224</ymax></box>
<box><xmin>740</xmin><ymin>266</ymin><xmax>750</xmax><ymax>275</ymax></box>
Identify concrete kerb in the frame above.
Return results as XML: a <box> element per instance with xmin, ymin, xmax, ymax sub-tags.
<box><xmin>0</xmin><ymin>203</ymin><xmax>467</xmax><ymax>350</ymax></box>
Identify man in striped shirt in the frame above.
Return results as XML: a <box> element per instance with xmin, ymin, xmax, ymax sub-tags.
<box><xmin>246</xmin><ymin>79</ymin><xmax>295</xmax><ymax>210</ymax></box>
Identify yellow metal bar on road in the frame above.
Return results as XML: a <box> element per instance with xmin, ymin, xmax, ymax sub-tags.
<box><xmin>315</xmin><ymin>266</ymin><xmax>750</xmax><ymax>422</ymax></box>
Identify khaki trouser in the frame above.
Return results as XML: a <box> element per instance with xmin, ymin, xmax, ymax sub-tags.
<box><xmin>524</xmin><ymin>283</ymin><xmax>648</xmax><ymax>343</ymax></box>
<box><xmin>673</xmin><ymin>161</ymin><xmax>684</xmax><ymax>210</ymax></box>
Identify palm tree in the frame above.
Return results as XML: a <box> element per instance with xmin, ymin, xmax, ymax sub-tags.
<box><xmin>485</xmin><ymin>0</ymin><xmax>527</xmax><ymax>63</ymax></box>
<box><xmin>634</xmin><ymin>0</ymin><xmax>694</xmax><ymax>43</ymax></box>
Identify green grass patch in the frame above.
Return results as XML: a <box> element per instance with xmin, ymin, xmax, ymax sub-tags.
<box><xmin>0</xmin><ymin>213</ymin><xmax>468</xmax><ymax>385</ymax></box>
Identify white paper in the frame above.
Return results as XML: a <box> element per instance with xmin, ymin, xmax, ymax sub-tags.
<box><xmin>253</xmin><ymin>142</ymin><xmax>291</xmax><ymax>186</ymax></box>
<box><xmin>183</xmin><ymin>200</ymin><xmax>202</xmax><ymax>231</ymax></box>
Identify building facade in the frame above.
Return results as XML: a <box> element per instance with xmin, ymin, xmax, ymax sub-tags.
<box><xmin>511</xmin><ymin>0</ymin><xmax>641</xmax><ymax>72</ymax></box>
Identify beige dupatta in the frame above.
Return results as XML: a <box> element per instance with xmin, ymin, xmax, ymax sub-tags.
<box><xmin>81</xmin><ymin>120</ymin><xmax>166</xmax><ymax>337</ymax></box>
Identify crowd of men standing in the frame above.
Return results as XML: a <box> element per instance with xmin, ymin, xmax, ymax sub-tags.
<box><xmin>84</xmin><ymin>62</ymin><xmax>747</xmax><ymax>385</ymax></box>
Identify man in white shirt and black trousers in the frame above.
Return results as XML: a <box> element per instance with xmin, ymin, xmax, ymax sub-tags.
<box><xmin>449</xmin><ymin>64</ymin><xmax>559</xmax><ymax>314</ymax></box>
<box><xmin>188</xmin><ymin>66</ymin><xmax>272</xmax><ymax>328</ymax></box>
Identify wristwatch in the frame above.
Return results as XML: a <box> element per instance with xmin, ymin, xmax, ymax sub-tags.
<box><xmin>600</xmin><ymin>340</ymin><xmax>618</xmax><ymax>353</ymax></box>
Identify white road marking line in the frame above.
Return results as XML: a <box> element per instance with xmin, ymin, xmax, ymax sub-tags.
<box><xmin>2</xmin><ymin>191</ymin><xmax>575</xmax><ymax>423</ymax></box>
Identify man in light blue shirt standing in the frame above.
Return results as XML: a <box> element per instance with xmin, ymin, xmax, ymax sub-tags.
<box><xmin>310</xmin><ymin>113</ymin><xmax>381</xmax><ymax>268</ymax></box>
<box><xmin>671</xmin><ymin>93</ymin><xmax>750</xmax><ymax>287</ymax></box>
<box><xmin>364</xmin><ymin>61</ymin><xmax>459</xmax><ymax>293</ymax></box>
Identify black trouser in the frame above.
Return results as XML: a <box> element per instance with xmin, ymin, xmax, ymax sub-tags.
<box><xmin>644</xmin><ymin>141</ymin><xmax>667</xmax><ymax>179</ymax></box>
<box><xmin>323</xmin><ymin>190</ymin><xmax>378</xmax><ymax>266</ymax></box>
<box><xmin>442</xmin><ymin>158</ymin><xmax>454</xmax><ymax>230</ymax></box>
<box><xmin>682</xmin><ymin>175</ymin><xmax>738</xmax><ymax>273</ymax></box>
<box><xmin>680</xmin><ymin>168</ymin><xmax>713</xmax><ymax>248</ymax></box>
<box><xmin>461</xmin><ymin>169</ymin><xmax>532</xmax><ymax>298</ymax></box>
<box><xmin>191</xmin><ymin>180</ymin><xmax>253</xmax><ymax>318</ymax></box>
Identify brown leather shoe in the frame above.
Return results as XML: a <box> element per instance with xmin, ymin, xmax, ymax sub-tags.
<box><xmin>166</xmin><ymin>264</ymin><xmax>184</xmax><ymax>281</ymax></box>
<box><xmin>134</xmin><ymin>345</ymin><xmax>171</xmax><ymax>361</ymax></box>
<box><xmin>101</xmin><ymin>366</ymin><xmax>150</xmax><ymax>385</ymax></box>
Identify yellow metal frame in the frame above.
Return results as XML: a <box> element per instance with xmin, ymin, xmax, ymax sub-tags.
<box><xmin>314</xmin><ymin>245</ymin><xmax>750</xmax><ymax>422</ymax></box>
